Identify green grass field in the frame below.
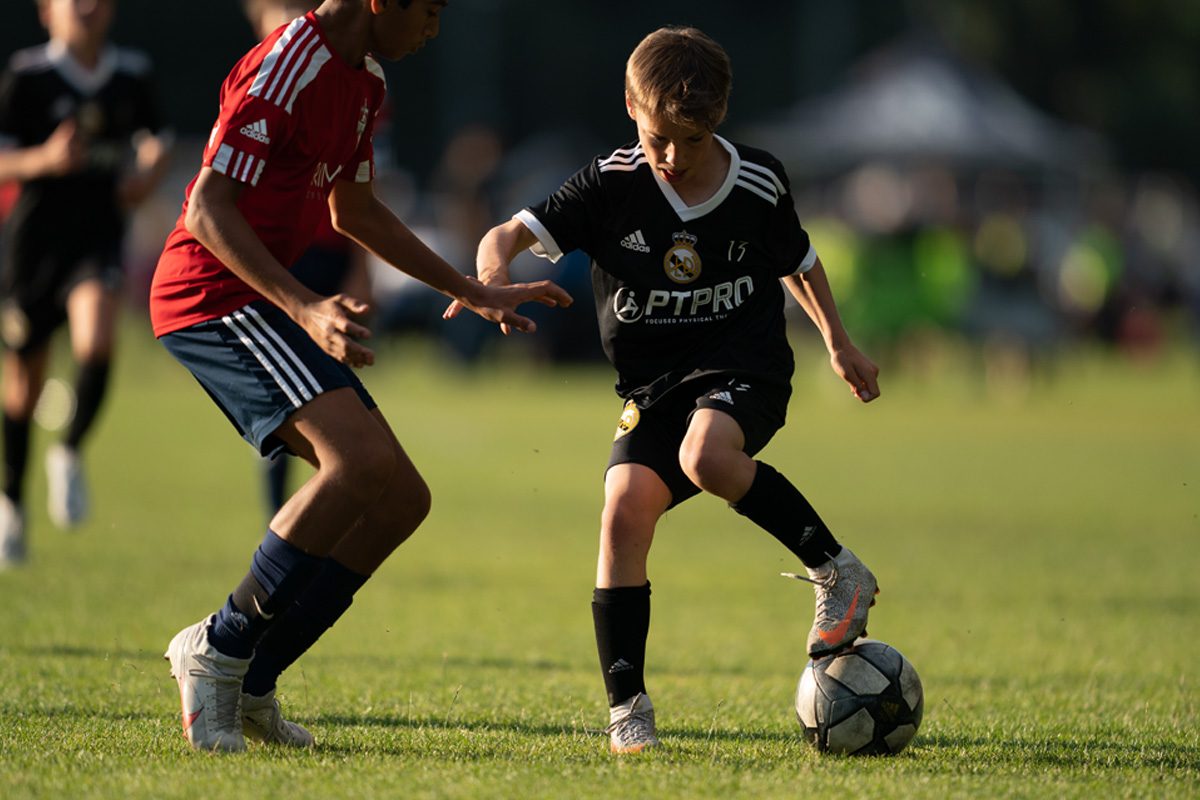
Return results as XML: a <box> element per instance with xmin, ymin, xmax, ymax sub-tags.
<box><xmin>1</xmin><ymin>318</ymin><xmax>1197</xmax><ymax>799</ymax></box>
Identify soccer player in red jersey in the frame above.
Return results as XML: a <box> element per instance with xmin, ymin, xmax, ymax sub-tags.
<box><xmin>151</xmin><ymin>0</ymin><xmax>571</xmax><ymax>752</ymax></box>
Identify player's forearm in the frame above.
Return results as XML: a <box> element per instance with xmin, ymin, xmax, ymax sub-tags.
<box><xmin>119</xmin><ymin>131</ymin><xmax>174</xmax><ymax>207</ymax></box>
<box><xmin>784</xmin><ymin>259</ymin><xmax>853</xmax><ymax>353</ymax></box>
<box><xmin>336</xmin><ymin>196</ymin><xmax>481</xmax><ymax>302</ymax></box>
<box><xmin>0</xmin><ymin>145</ymin><xmax>58</xmax><ymax>183</ymax></box>
<box><xmin>475</xmin><ymin>219</ymin><xmax>534</xmax><ymax>287</ymax></box>
<box><xmin>185</xmin><ymin>194</ymin><xmax>318</xmax><ymax>316</ymax></box>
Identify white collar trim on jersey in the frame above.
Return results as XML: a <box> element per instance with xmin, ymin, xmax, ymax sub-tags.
<box><xmin>46</xmin><ymin>41</ymin><xmax>117</xmax><ymax>97</ymax></box>
<box><xmin>651</xmin><ymin>134</ymin><xmax>739</xmax><ymax>222</ymax></box>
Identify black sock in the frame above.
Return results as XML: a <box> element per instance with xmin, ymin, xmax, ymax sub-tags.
<box><xmin>592</xmin><ymin>583</ymin><xmax>651</xmax><ymax>707</ymax></box>
<box><xmin>65</xmin><ymin>360</ymin><xmax>110</xmax><ymax>450</ymax></box>
<box><xmin>208</xmin><ymin>530</ymin><xmax>323</xmax><ymax>659</ymax></box>
<box><xmin>241</xmin><ymin>557</ymin><xmax>369</xmax><ymax>697</ymax></box>
<box><xmin>2</xmin><ymin>413</ymin><xmax>30</xmax><ymax>504</ymax></box>
<box><xmin>730</xmin><ymin>461</ymin><xmax>842</xmax><ymax>568</ymax></box>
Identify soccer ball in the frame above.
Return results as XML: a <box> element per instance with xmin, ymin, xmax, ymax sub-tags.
<box><xmin>794</xmin><ymin>638</ymin><xmax>924</xmax><ymax>755</ymax></box>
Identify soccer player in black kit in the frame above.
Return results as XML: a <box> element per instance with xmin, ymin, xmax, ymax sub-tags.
<box><xmin>446</xmin><ymin>26</ymin><xmax>883</xmax><ymax>753</ymax></box>
<box><xmin>0</xmin><ymin>0</ymin><xmax>171</xmax><ymax>567</ymax></box>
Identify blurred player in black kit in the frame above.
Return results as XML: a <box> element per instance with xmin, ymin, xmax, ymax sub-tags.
<box><xmin>0</xmin><ymin>0</ymin><xmax>172</xmax><ymax>567</ymax></box>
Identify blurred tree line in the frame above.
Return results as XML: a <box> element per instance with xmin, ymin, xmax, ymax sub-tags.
<box><xmin>2</xmin><ymin>0</ymin><xmax>1198</xmax><ymax>186</ymax></box>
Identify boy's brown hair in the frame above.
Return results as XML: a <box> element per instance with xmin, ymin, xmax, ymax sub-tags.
<box><xmin>625</xmin><ymin>26</ymin><xmax>732</xmax><ymax>132</ymax></box>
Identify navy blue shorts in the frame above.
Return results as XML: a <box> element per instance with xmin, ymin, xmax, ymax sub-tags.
<box><xmin>607</xmin><ymin>376</ymin><xmax>789</xmax><ymax>509</ymax></box>
<box><xmin>160</xmin><ymin>301</ymin><xmax>376</xmax><ymax>458</ymax></box>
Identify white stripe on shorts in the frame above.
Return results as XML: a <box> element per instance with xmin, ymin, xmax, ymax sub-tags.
<box><xmin>222</xmin><ymin>306</ymin><xmax>324</xmax><ymax>408</ymax></box>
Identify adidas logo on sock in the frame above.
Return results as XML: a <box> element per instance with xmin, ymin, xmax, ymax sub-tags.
<box><xmin>239</xmin><ymin>118</ymin><xmax>271</xmax><ymax>144</ymax></box>
<box><xmin>608</xmin><ymin>658</ymin><xmax>634</xmax><ymax>674</ymax></box>
<box><xmin>620</xmin><ymin>230</ymin><xmax>651</xmax><ymax>253</ymax></box>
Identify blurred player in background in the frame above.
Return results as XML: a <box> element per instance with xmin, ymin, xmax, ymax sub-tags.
<box><xmin>150</xmin><ymin>0</ymin><xmax>570</xmax><ymax>753</ymax></box>
<box><xmin>0</xmin><ymin>0</ymin><xmax>172</xmax><ymax>568</ymax></box>
<box><xmin>242</xmin><ymin>0</ymin><xmax>375</xmax><ymax>517</ymax></box>
<box><xmin>447</xmin><ymin>26</ymin><xmax>881</xmax><ymax>754</ymax></box>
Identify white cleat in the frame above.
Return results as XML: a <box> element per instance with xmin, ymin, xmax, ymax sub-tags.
<box><xmin>242</xmin><ymin>689</ymin><xmax>314</xmax><ymax>748</ymax></box>
<box><xmin>164</xmin><ymin>615</ymin><xmax>250</xmax><ymax>752</ymax></box>
<box><xmin>785</xmin><ymin>547</ymin><xmax>878</xmax><ymax>658</ymax></box>
<box><xmin>604</xmin><ymin>693</ymin><xmax>661</xmax><ymax>754</ymax></box>
<box><xmin>46</xmin><ymin>444</ymin><xmax>88</xmax><ymax>529</ymax></box>
<box><xmin>0</xmin><ymin>494</ymin><xmax>26</xmax><ymax>569</ymax></box>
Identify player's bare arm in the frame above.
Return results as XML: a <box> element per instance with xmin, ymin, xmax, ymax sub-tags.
<box><xmin>331</xmin><ymin>181</ymin><xmax>571</xmax><ymax>333</ymax></box>
<box><xmin>117</xmin><ymin>129</ymin><xmax>173</xmax><ymax>209</ymax></box>
<box><xmin>0</xmin><ymin>118</ymin><xmax>86</xmax><ymax>183</ymax></box>
<box><xmin>442</xmin><ymin>218</ymin><xmax>540</xmax><ymax>333</ymax></box>
<box><xmin>186</xmin><ymin>166</ymin><xmax>375</xmax><ymax>367</ymax></box>
<box><xmin>783</xmin><ymin>258</ymin><xmax>881</xmax><ymax>402</ymax></box>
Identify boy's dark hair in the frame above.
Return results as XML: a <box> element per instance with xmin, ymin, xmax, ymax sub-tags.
<box><xmin>625</xmin><ymin>26</ymin><xmax>732</xmax><ymax>132</ymax></box>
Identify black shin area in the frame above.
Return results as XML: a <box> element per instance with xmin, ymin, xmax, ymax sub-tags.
<box><xmin>592</xmin><ymin>582</ymin><xmax>651</xmax><ymax>707</ymax></box>
<box><xmin>730</xmin><ymin>461</ymin><xmax>842</xmax><ymax>568</ymax></box>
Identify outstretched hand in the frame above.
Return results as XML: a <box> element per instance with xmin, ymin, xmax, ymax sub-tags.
<box><xmin>443</xmin><ymin>278</ymin><xmax>572</xmax><ymax>334</ymax></box>
<box><xmin>831</xmin><ymin>345</ymin><xmax>881</xmax><ymax>403</ymax></box>
<box><xmin>297</xmin><ymin>294</ymin><xmax>374</xmax><ymax>368</ymax></box>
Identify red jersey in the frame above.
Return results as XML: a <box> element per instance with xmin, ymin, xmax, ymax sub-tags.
<box><xmin>149</xmin><ymin>12</ymin><xmax>386</xmax><ymax>336</ymax></box>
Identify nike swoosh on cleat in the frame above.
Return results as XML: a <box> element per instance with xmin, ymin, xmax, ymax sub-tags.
<box><xmin>818</xmin><ymin>585</ymin><xmax>861</xmax><ymax>645</ymax></box>
<box><xmin>183</xmin><ymin>708</ymin><xmax>202</xmax><ymax>732</ymax></box>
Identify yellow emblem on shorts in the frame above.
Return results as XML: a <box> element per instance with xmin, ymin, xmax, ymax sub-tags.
<box><xmin>664</xmin><ymin>230</ymin><xmax>701</xmax><ymax>284</ymax></box>
<box><xmin>614</xmin><ymin>400</ymin><xmax>640</xmax><ymax>440</ymax></box>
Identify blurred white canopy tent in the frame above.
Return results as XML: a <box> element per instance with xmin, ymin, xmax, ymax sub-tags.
<box><xmin>739</xmin><ymin>32</ymin><xmax>1109</xmax><ymax>177</ymax></box>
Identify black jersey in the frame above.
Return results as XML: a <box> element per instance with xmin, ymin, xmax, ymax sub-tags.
<box><xmin>0</xmin><ymin>43</ymin><xmax>164</xmax><ymax>271</ymax></box>
<box><xmin>517</xmin><ymin>136</ymin><xmax>813</xmax><ymax>405</ymax></box>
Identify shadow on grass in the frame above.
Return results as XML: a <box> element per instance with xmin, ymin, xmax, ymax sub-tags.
<box><xmin>5</xmin><ymin>699</ymin><xmax>1197</xmax><ymax>774</ymax></box>
<box><xmin>299</xmin><ymin>710</ymin><xmax>1200</xmax><ymax>772</ymax></box>
<box><xmin>912</xmin><ymin>729</ymin><xmax>1200</xmax><ymax>772</ymax></box>
<box><xmin>19</xmin><ymin>644</ymin><xmax>161</xmax><ymax>661</ymax></box>
<box><xmin>306</xmin><ymin>710</ymin><xmax>812</xmax><ymax>757</ymax></box>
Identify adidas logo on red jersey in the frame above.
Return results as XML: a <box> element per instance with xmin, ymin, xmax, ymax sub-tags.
<box><xmin>239</xmin><ymin>119</ymin><xmax>271</xmax><ymax>144</ymax></box>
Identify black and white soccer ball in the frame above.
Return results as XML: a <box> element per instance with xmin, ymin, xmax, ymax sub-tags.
<box><xmin>794</xmin><ymin>638</ymin><xmax>923</xmax><ymax>755</ymax></box>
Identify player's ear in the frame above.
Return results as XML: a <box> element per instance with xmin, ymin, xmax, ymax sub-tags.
<box><xmin>370</xmin><ymin>0</ymin><xmax>388</xmax><ymax>14</ymax></box>
<box><xmin>624</xmin><ymin>92</ymin><xmax>637</xmax><ymax>122</ymax></box>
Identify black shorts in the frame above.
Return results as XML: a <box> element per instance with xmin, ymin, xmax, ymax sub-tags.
<box><xmin>0</xmin><ymin>251</ymin><xmax>124</xmax><ymax>353</ymax></box>
<box><xmin>159</xmin><ymin>301</ymin><xmax>376</xmax><ymax>458</ymax></box>
<box><xmin>607</xmin><ymin>376</ymin><xmax>789</xmax><ymax>509</ymax></box>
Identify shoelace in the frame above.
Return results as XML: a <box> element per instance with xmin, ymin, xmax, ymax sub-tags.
<box><xmin>190</xmin><ymin>660</ymin><xmax>243</xmax><ymax>731</ymax></box>
<box><xmin>783</xmin><ymin>556</ymin><xmax>842</xmax><ymax>622</ymax></box>
<box><xmin>603</xmin><ymin>694</ymin><xmax>656</xmax><ymax>744</ymax></box>
<box><xmin>214</xmin><ymin>687</ymin><xmax>241</xmax><ymax>732</ymax></box>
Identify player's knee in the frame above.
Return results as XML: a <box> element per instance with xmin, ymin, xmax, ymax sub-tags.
<box><xmin>339</xmin><ymin>441</ymin><xmax>397</xmax><ymax>503</ymax></box>
<box><xmin>404</xmin><ymin>476</ymin><xmax>432</xmax><ymax>529</ymax></box>
<box><xmin>601</xmin><ymin>500</ymin><xmax>655</xmax><ymax>548</ymax></box>
<box><xmin>678</xmin><ymin>439</ymin><xmax>722</xmax><ymax>491</ymax></box>
<box><xmin>371</xmin><ymin>474</ymin><xmax>431</xmax><ymax>555</ymax></box>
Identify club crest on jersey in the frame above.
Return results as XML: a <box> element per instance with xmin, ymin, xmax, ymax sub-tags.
<box><xmin>76</xmin><ymin>101</ymin><xmax>105</xmax><ymax>136</ymax></box>
<box><xmin>613</xmin><ymin>400</ymin><xmax>640</xmax><ymax>441</ymax></box>
<box><xmin>664</xmin><ymin>231</ymin><xmax>701</xmax><ymax>284</ymax></box>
